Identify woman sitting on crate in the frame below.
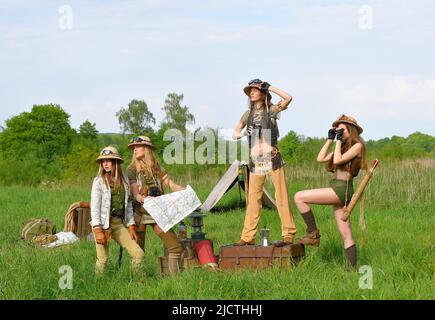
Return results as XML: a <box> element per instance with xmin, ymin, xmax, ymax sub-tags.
<box><xmin>127</xmin><ymin>136</ymin><xmax>186</xmax><ymax>275</ymax></box>
<box><xmin>232</xmin><ymin>79</ymin><xmax>297</xmax><ymax>246</ymax></box>
<box><xmin>294</xmin><ymin>115</ymin><xmax>367</xmax><ymax>270</ymax></box>
<box><xmin>90</xmin><ymin>146</ymin><xmax>144</xmax><ymax>274</ymax></box>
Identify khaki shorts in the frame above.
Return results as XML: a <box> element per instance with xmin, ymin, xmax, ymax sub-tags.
<box><xmin>133</xmin><ymin>201</ymin><xmax>156</xmax><ymax>225</ymax></box>
<box><xmin>329</xmin><ymin>179</ymin><xmax>354</xmax><ymax>206</ymax></box>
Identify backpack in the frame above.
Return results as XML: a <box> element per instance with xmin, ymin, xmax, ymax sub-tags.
<box><xmin>21</xmin><ymin>218</ymin><xmax>56</xmax><ymax>241</ymax></box>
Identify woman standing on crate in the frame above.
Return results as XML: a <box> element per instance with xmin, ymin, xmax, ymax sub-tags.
<box><xmin>127</xmin><ymin>136</ymin><xmax>186</xmax><ymax>275</ymax></box>
<box><xmin>90</xmin><ymin>146</ymin><xmax>144</xmax><ymax>274</ymax></box>
<box><xmin>294</xmin><ymin>115</ymin><xmax>367</xmax><ymax>270</ymax></box>
<box><xmin>232</xmin><ymin>79</ymin><xmax>297</xmax><ymax>246</ymax></box>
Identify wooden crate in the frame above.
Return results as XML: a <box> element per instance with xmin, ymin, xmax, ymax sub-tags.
<box><xmin>218</xmin><ymin>243</ymin><xmax>305</xmax><ymax>270</ymax></box>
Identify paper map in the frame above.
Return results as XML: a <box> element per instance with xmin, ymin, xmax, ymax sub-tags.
<box><xmin>142</xmin><ymin>185</ymin><xmax>202</xmax><ymax>232</ymax></box>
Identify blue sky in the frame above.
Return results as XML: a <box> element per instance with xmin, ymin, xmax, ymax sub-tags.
<box><xmin>0</xmin><ymin>0</ymin><xmax>434</xmax><ymax>140</ymax></box>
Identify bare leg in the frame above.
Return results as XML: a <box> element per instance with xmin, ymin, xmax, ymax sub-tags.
<box><xmin>334</xmin><ymin>206</ymin><xmax>357</xmax><ymax>269</ymax></box>
<box><xmin>294</xmin><ymin>188</ymin><xmax>342</xmax><ymax>213</ymax></box>
<box><xmin>333</xmin><ymin>206</ymin><xmax>355</xmax><ymax>248</ymax></box>
<box><xmin>294</xmin><ymin>188</ymin><xmax>342</xmax><ymax>246</ymax></box>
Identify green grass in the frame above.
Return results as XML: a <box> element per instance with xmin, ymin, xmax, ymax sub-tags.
<box><xmin>0</xmin><ymin>159</ymin><xmax>434</xmax><ymax>299</ymax></box>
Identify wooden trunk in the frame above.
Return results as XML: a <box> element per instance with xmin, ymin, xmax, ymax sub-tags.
<box><xmin>218</xmin><ymin>244</ymin><xmax>305</xmax><ymax>270</ymax></box>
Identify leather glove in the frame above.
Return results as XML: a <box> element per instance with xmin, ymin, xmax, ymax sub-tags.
<box><xmin>93</xmin><ymin>226</ymin><xmax>107</xmax><ymax>245</ymax></box>
<box><xmin>328</xmin><ymin>128</ymin><xmax>337</xmax><ymax>140</ymax></box>
<box><xmin>336</xmin><ymin>128</ymin><xmax>345</xmax><ymax>141</ymax></box>
<box><xmin>128</xmin><ymin>225</ymin><xmax>138</xmax><ymax>243</ymax></box>
<box><xmin>104</xmin><ymin>229</ymin><xmax>112</xmax><ymax>242</ymax></box>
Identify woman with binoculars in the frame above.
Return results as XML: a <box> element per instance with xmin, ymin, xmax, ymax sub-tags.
<box><xmin>232</xmin><ymin>79</ymin><xmax>297</xmax><ymax>246</ymax></box>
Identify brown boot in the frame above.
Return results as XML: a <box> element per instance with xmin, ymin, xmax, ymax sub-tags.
<box><xmin>233</xmin><ymin>239</ymin><xmax>256</xmax><ymax>246</ymax></box>
<box><xmin>273</xmin><ymin>236</ymin><xmax>294</xmax><ymax>247</ymax></box>
<box><xmin>168</xmin><ymin>253</ymin><xmax>181</xmax><ymax>275</ymax></box>
<box><xmin>298</xmin><ymin>229</ymin><xmax>321</xmax><ymax>247</ymax></box>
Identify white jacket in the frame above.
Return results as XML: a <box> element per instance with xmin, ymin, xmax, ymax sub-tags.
<box><xmin>90</xmin><ymin>174</ymin><xmax>135</xmax><ymax>229</ymax></box>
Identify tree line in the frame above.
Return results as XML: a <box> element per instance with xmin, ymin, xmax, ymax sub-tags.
<box><xmin>0</xmin><ymin>94</ymin><xmax>433</xmax><ymax>186</ymax></box>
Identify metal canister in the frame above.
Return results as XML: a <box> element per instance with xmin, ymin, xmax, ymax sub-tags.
<box><xmin>260</xmin><ymin>227</ymin><xmax>270</xmax><ymax>247</ymax></box>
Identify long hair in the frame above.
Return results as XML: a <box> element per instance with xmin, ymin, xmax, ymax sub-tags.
<box><xmin>98</xmin><ymin>159</ymin><xmax>126</xmax><ymax>190</ymax></box>
<box><xmin>128</xmin><ymin>146</ymin><xmax>159</xmax><ymax>178</ymax></box>
<box><xmin>326</xmin><ymin>123</ymin><xmax>367</xmax><ymax>175</ymax></box>
<box><xmin>248</xmin><ymin>90</ymin><xmax>273</xmax><ymax>111</ymax></box>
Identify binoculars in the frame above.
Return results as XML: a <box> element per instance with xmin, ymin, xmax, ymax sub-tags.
<box><xmin>148</xmin><ymin>186</ymin><xmax>162</xmax><ymax>197</ymax></box>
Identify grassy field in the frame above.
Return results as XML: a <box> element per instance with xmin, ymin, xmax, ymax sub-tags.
<box><xmin>0</xmin><ymin>159</ymin><xmax>434</xmax><ymax>299</ymax></box>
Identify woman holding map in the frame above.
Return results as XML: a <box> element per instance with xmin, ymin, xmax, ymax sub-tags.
<box><xmin>127</xmin><ymin>135</ymin><xmax>186</xmax><ymax>275</ymax></box>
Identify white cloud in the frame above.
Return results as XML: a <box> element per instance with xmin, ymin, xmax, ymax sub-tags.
<box><xmin>336</xmin><ymin>75</ymin><xmax>435</xmax><ymax>119</ymax></box>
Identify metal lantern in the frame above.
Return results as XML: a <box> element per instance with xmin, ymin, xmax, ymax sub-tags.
<box><xmin>189</xmin><ymin>210</ymin><xmax>206</xmax><ymax>240</ymax></box>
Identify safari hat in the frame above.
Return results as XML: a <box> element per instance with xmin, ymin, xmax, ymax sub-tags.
<box><xmin>128</xmin><ymin>135</ymin><xmax>156</xmax><ymax>150</ymax></box>
<box><xmin>332</xmin><ymin>114</ymin><xmax>363</xmax><ymax>134</ymax></box>
<box><xmin>96</xmin><ymin>146</ymin><xmax>124</xmax><ymax>163</ymax></box>
<box><xmin>243</xmin><ymin>80</ymin><xmax>272</xmax><ymax>101</ymax></box>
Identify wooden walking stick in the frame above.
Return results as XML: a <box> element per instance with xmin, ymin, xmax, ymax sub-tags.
<box><xmin>341</xmin><ymin>159</ymin><xmax>379</xmax><ymax>222</ymax></box>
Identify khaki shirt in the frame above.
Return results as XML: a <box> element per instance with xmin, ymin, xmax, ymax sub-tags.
<box><xmin>239</xmin><ymin>100</ymin><xmax>288</xmax><ymax>174</ymax></box>
<box><xmin>239</xmin><ymin>100</ymin><xmax>289</xmax><ymax>127</ymax></box>
<box><xmin>127</xmin><ymin>163</ymin><xmax>168</xmax><ymax>196</ymax></box>
<box><xmin>127</xmin><ymin>163</ymin><xmax>169</xmax><ymax>224</ymax></box>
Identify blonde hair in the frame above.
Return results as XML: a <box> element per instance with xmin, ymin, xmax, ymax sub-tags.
<box><xmin>128</xmin><ymin>146</ymin><xmax>159</xmax><ymax>177</ymax></box>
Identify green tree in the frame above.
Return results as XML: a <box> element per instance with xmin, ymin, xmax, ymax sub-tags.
<box><xmin>0</xmin><ymin>103</ymin><xmax>76</xmax><ymax>161</ymax></box>
<box><xmin>278</xmin><ymin>130</ymin><xmax>302</xmax><ymax>164</ymax></box>
<box><xmin>116</xmin><ymin>99</ymin><xmax>156</xmax><ymax>135</ymax></box>
<box><xmin>161</xmin><ymin>93</ymin><xmax>195</xmax><ymax>132</ymax></box>
<box><xmin>79</xmin><ymin>120</ymin><xmax>98</xmax><ymax>141</ymax></box>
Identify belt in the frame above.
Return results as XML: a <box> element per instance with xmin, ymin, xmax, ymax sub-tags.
<box><xmin>110</xmin><ymin>209</ymin><xmax>125</xmax><ymax>220</ymax></box>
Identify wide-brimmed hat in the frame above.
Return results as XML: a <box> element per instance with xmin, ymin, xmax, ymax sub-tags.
<box><xmin>96</xmin><ymin>146</ymin><xmax>124</xmax><ymax>163</ymax></box>
<box><xmin>332</xmin><ymin>114</ymin><xmax>363</xmax><ymax>134</ymax></box>
<box><xmin>128</xmin><ymin>135</ymin><xmax>156</xmax><ymax>150</ymax></box>
<box><xmin>243</xmin><ymin>82</ymin><xmax>272</xmax><ymax>101</ymax></box>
